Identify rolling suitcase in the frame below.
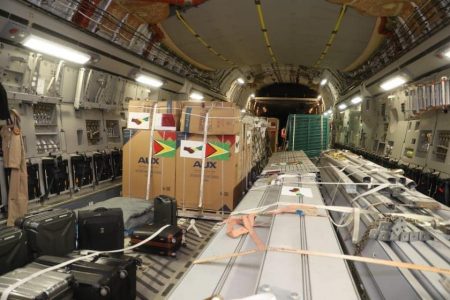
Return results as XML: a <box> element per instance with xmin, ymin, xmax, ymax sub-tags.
<box><xmin>0</xmin><ymin>227</ymin><xmax>30</xmax><ymax>275</ymax></box>
<box><xmin>15</xmin><ymin>209</ymin><xmax>76</xmax><ymax>257</ymax></box>
<box><xmin>92</xmin><ymin>255</ymin><xmax>139</xmax><ymax>300</ymax></box>
<box><xmin>130</xmin><ymin>224</ymin><xmax>183</xmax><ymax>257</ymax></box>
<box><xmin>34</xmin><ymin>255</ymin><xmax>121</xmax><ymax>300</ymax></box>
<box><xmin>0</xmin><ymin>265</ymin><xmax>74</xmax><ymax>300</ymax></box>
<box><xmin>77</xmin><ymin>207</ymin><xmax>124</xmax><ymax>251</ymax></box>
<box><xmin>154</xmin><ymin>195</ymin><xmax>177</xmax><ymax>226</ymax></box>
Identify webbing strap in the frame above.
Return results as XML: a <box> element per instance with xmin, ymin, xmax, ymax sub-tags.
<box><xmin>193</xmin><ymin>246</ymin><xmax>450</xmax><ymax>276</ymax></box>
<box><xmin>226</xmin><ymin>215</ymin><xmax>266</xmax><ymax>250</ymax></box>
<box><xmin>352</xmin><ymin>207</ymin><xmax>361</xmax><ymax>244</ymax></box>
<box><xmin>198</xmin><ymin>111</ymin><xmax>210</xmax><ymax>208</ymax></box>
<box><xmin>145</xmin><ymin>103</ymin><xmax>158</xmax><ymax>201</ymax></box>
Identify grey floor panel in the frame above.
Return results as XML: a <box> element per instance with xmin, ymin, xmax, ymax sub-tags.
<box><xmin>130</xmin><ymin>219</ymin><xmax>219</xmax><ymax>300</ymax></box>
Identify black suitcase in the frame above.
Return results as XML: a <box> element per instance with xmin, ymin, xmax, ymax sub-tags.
<box><xmin>92</xmin><ymin>255</ymin><xmax>139</xmax><ymax>300</ymax></box>
<box><xmin>34</xmin><ymin>255</ymin><xmax>122</xmax><ymax>300</ymax></box>
<box><xmin>130</xmin><ymin>224</ymin><xmax>183</xmax><ymax>257</ymax></box>
<box><xmin>0</xmin><ymin>227</ymin><xmax>30</xmax><ymax>275</ymax></box>
<box><xmin>15</xmin><ymin>209</ymin><xmax>76</xmax><ymax>257</ymax></box>
<box><xmin>77</xmin><ymin>207</ymin><xmax>124</xmax><ymax>251</ymax></box>
<box><xmin>154</xmin><ymin>195</ymin><xmax>177</xmax><ymax>226</ymax></box>
<box><xmin>0</xmin><ymin>265</ymin><xmax>74</xmax><ymax>300</ymax></box>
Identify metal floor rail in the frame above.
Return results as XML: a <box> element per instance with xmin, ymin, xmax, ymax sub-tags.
<box><xmin>320</xmin><ymin>150</ymin><xmax>450</xmax><ymax>300</ymax></box>
<box><xmin>168</xmin><ymin>151</ymin><xmax>359</xmax><ymax>299</ymax></box>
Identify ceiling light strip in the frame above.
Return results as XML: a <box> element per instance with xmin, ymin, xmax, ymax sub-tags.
<box><xmin>175</xmin><ymin>10</ymin><xmax>235</xmax><ymax>65</ymax></box>
<box><xmin>314</xmin><ymin>5</ymin><xmax>347</xmax><ymax>67</ymax></box>
<box><xmin>254</xmin><ymin>0</ymin><xmax>277</xmax><ymax>63</ymax></box>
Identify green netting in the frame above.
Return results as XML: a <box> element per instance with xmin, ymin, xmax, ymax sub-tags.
<box><xmin>286</xmin><ymin>114</ymin><xmax>329</xmax><ymax>158</ymax></box>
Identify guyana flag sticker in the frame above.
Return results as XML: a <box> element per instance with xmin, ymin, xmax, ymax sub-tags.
<box><xmin>153</xmin><ymin>139</ymin><xmax>176</xmax><ymax>157</ymax></box>
<box><xmin>205</xmin><ymin>142</ymin><xmax>230</xmax><ymax>160</ymax></box>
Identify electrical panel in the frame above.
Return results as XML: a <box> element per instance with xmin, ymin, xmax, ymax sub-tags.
<box><xmin>416</xmin><ymin>130</ymin><xmax>432</xmax><ymax>158</ymax></box>
<box><xmin>33</xmin><ymin>103</ymin><xmax>60</xmax><ymax>154</ymax></box>
<box><xmin>433</xmin><ymin>130</ymin><xmax>450</xmax><ymax>162</ymax></box>
<box><xmin>106</xmin><ymin>120</ymin><xmax>121</xmax><ymax>142</ymax></box>
<box><xmin>86</xmin><ymin>120</ymin><xmax>102</xmax><ymax>145</ymax></box>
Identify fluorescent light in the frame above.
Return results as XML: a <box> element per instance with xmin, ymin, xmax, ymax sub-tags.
<box><xmin>443</xmin><ymin>48</ymin><xmax>450</xmax><ymax>58</ymax></box>
<box><xmin>320</xmin><ymin>79</ymin><xmax>328</xmax><ymax>86</ymax></box>
<box><xmin>380</xmin><ymin>76</ymin><xmax>406</xmax><ymax>91</ymax></box>
<box><xmin>323</xmin><ymin>111</ymin><xmax>329</xmax><ymax>116</ymax></box>
<box><xmin>190</xmin><ymin>92</ymin><xmax>204</xmax><ymax>101</ymax></box>
<box><xmin>338</xmin><ymin>103</ymin><xmax>347</xmax><ymax>110</ymax></box>
<box><xmin>351</xmin><ymin>96</ymin><xmax>362</xmax><ymax>104</ymax></box>
<box><xmin>388</xmin><ymin>95</ymin><xmax>395</xmax><ymax>99</ymax></box>
<box><xmin>237</xmin><ymin>78</ymin><xmax>245</xmax><ymax>84</ymax></box>
<box><xmin>22</xmin><ymin>35</ymin><xmax>90</xmax><ymax>64</ymax></box>
<box><xmin>241</xmin><ymin>109</ymin><xmax>246</xmax><ymax>113</ymax></box>
<box><xmin>250</xmin><ymin>93</ymin><xmax>255</xmax><ymax>98</ymax></box>
<box><xmin>327</xmin><ymin>109</ymin><xmax>332</xmax><ymax>114</ymax></box>
<box><xmin>136</xmin><ymin>74</ymin><xmax>163</xmax><ymax>88</ymax></box>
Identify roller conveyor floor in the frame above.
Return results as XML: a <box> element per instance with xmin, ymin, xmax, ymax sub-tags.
<box><xmin>169</xmin><ymin>151</ymin><xmax>359</xmax><ymax>299</ymax></box>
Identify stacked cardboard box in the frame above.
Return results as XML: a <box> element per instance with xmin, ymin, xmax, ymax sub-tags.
<box><xmin>176</xmin><ymin>105</ymin><xmax>243</xmax><ymax>211</ymax></box>
<box><xmin>122</xmin><ymin>100</ymin><xmax>266</xmax><ymax>213</ymax></box>
<box><xmin>122</xmin><ymin>100</ymin><xmax>181</xmax><ymax>199</ymax></box>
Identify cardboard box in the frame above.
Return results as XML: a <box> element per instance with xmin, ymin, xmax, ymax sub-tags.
<box><xmin>180</xmin><ymin>106</ymin><xmax>241</xmax><ymax>135</ymax></box>
<box><xmin>127</xmin><ymin>100</ymin><xmax>181</xmax><ymax>131</ymax></box>
<box><xmin>181</xmin><ymin>101</ymin><xmax>235</xmax><ymax>109</ymax></box>
<box><xmin>176</xmin><ymin>133</ymin><xmax>242</xmax><ymax>211</ymax></box>
<box><xmin>122</xmin><ymin>130</ymin><xmax>176</xmax><ymax>199</ymax></box>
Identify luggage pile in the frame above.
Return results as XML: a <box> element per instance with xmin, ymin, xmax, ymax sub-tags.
<box><xmin>0</xmin><ymin>195</ymin><xmax>184</xmax><ymax>299</ymax></box>
<box><xmin>122</xmin><ymin>100</ymin><xmax>271</xmax><ymax>214</ymax></box>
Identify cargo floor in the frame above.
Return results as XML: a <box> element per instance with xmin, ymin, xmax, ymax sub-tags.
<box><xmin>129</xmin><ymin>219</ymin><xmax>220</xmax><ymax>300</ymax></box>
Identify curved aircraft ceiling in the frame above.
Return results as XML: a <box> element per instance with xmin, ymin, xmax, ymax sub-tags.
<box><xmin>161</xmin><ymin>0</ymin><xmax>377</xmax><ymax>71</ymax></box>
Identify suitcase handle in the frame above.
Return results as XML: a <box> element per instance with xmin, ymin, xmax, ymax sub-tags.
<box><xmin>93</xmin><ymin>207</ymin><xmax>108</xmax><ymax>212</ymax></box>
<box><xmin>155</xmin><ymin>195</ymin><xmax>173</xmax><ymax>204</ymax></box>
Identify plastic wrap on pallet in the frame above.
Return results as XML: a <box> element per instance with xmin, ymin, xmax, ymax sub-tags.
<box><xmin>286</xmin><ymin>114</ymin><xmax>329</xmax><ymax>158</ymax></box>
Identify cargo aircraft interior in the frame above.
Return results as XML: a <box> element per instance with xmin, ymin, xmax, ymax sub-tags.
<box><xmin>0</xmin><ymin>0</ymin><xmax>450</xmax><ymax>299</ymax></box>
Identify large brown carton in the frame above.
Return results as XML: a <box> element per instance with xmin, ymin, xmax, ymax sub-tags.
<box><xmin>127</xmin><ymin>100</ymin><xmax>181</xmax><ymax>131</ymax></box>
<box><xmin>180</xmin><ymin>106</ymin><xmax>241</xmax><ymax>135</ymax></box>
<box><xmin>176</xmin><ymin>133</ymin><xmax>242</xmax><ymax>211</ymax></box>
<box><xmin>122</xmin><ymin>130</ymin><xmax>176</xmax><ymax>199</ymax></box>
<box><xmin>181</xmin><ymin>101</ymin><xmax>235</xmax><ymax>109</ymax></box>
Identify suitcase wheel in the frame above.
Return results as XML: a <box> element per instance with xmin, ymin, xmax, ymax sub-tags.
<box><xmin>120</xmin><ymin>270</ymin><xmax>128</xmax><ymax>279</ymax></box>
<box><xmin>100</xmin><ymin>286</ymin><xmax>110</xmax><ymax>297</ymax></box>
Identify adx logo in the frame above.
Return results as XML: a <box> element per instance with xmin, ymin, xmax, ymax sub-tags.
<box><xmin>138</xmin><ymin>157</ymin><xmax>160</xmax><ymax>165</ymax></box>
<box><xmin>193</xmin><ymin>161</ymin><xmax>217</xmax><ymax>169</ymax></box>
